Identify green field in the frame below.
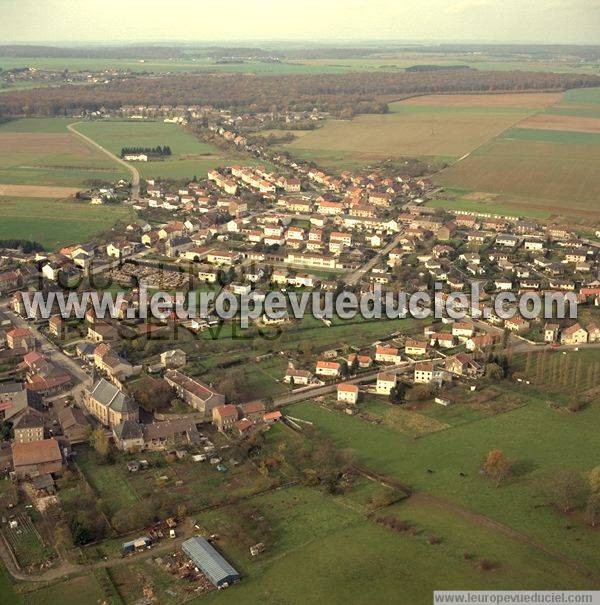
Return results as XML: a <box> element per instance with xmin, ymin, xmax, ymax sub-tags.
<box><xmin>0</xmin><ymin>118</ymin><xmax>128</xmax><ymax>187</ymax></box>
<box><xmin>74</xmin><ymin>120</ymin><xmax>239</xmax><ymax>180</ymax></box>
<box><xmin>435</xmin><ymin>126</ymin><xmax>600</xmax><ymax>218</ymax></box>
<box><xmin>184</xmin><ymin>482</ymin><xmax>593</xmax><ymax>605</ymax></box>
<box><xmin>0</xmin><ymin>196</ymin><xmax>132</xmax><ymax>250</ymax></box>
<box><xmin>1</xmin><ymin>54</ymin><xmax>599</xmax><ymax>76</ymax></box>
<box><xmin>286</xmin><ymin>379</ymin><xmax>600</xmax><ymax>575</ymax></box>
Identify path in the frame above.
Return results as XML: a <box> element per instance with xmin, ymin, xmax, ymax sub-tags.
<box><xmin>68</xmin><ymin>122</ymin><xmax>140</xmax><ymax>200</ymax></box>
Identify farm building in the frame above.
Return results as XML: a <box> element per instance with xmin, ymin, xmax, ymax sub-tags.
<box><xmin>182</xmin><ymin>536</ymin><xmax>240</xmax><ymax>588</ymax></box>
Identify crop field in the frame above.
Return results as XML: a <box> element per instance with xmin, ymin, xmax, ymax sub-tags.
<box><xmin>75</xmin><ymin>120</ymin><xmax>240</xmax><ymax>180</ymax></box>
<box><xmin>0</xmin><ymin>118</ymin><xmax>128</xmax><ymax>188</ymax></box>
<box><xmin>286</xmin><ymin>376</ymin><xmax>600</xmax><ymax>576</ymax></box>
<box><xmin>435</xmin><ymin>127</ymin><xmax>600</xmax><ymax>219</ymax></box>
<box><xmin>0</xmin><ymin>196</ymin><xmax>132</xmax><ymax>250</ymax></box>
<box><xmin>285</xmin><ymin>93</ymin><xmax>556</xmax><ymax>168</ymax></box>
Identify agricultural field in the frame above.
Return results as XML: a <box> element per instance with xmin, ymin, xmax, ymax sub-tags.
<box><xmin>284</xmin><ymin>93</ymin><xmax>558</xmax><ymax>169</ymax></box>
<box><xmin>434</xmin><ymin>87</ymin><xmax>600</xmax><ymax>222</ymax></box>
<box><xmin>0</xmin><ymin>196</ymin><xmax>133</xmax><ymax>250</ymax></box>
<box><xmin>1</xmin><ymin>52</ymin><xmax>599</xmax><ymax>77</ymax></box>
<box><xmin>74</xmin><ymin>120</ymin><xmax>242</xmax><ymax>180</ymax></box>
<box><xmin>0</xmin><ymin>118</ymin><xmax>128</xmax><ymax>189</ymax></box>
<box><xmin>286</xmin><ymin>370</ymin><xmax>600</xmax><ymax>576</ymax></box>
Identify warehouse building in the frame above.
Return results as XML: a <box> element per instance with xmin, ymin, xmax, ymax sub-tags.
<box><xmin>182</xmin><ymin>536</ymin><xmax>240</xmax><ymax>588</ymax></box>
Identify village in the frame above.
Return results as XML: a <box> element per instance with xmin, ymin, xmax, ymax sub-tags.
<box><xmin>0</xmin><ymin>100</ymin><xmax>599</xmax><ymax>601</ymax></box>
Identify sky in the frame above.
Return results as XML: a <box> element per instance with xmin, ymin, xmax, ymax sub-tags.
<box><xmin>0</xmin><ymin>0</ymin><xmax>599</xmax><ymax>45</ymax></box>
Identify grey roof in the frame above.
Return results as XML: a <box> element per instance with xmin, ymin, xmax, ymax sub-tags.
<box><xmin>13</xmin><ymin>410</ymin><xmax>43</xmax><ymax>430</ymax></box>
<box><xmin>89</xmin><ymin>379</ymin><xmax>137</xmax><ymax>414</ymax></box>
<box><xmin>182</xmin><ymin>537</ymin><xmax>240</xmax><ymax>587</ymax></box>
<box><xmin>113</xmin><ymin>420</ymin><xmax>143</xmax><ymax>441</ymax></box>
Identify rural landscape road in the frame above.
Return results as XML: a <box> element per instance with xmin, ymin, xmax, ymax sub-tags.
<box><xmin>67</xmin><ymin>122</ymin><xmax>140</xmax><ymax>200</ymax></box>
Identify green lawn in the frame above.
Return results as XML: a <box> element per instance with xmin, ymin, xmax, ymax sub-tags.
<box><xmin>0</xmin><ymin>196</ymin><xmax>133</xmax><ymax>250</ymax></box>
<box><xmin>425</xmin><ymin>196</ymin><xmax>552</xmax><ymax>220</ymax></box>
<box><xmin>20</xmin><ymin>574</ymin><xmax>108</xmax><ymax>605</ymax></box>
<box><xmin>287</xmin><ymin>381</ymin><xmax>600</xmax><ymax>573</ymax></box>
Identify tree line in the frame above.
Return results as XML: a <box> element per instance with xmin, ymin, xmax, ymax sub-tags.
<box><xmin>1</xmin><ymin>70</ymin><xmax>599</xmax><ymax>117</ymax></box>
<box><xmin>120</xmin><ymin>145</ymin><xmax>171</xmax><ymax>158</ymax></box>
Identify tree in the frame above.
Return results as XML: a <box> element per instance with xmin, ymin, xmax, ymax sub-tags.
<box><xmin>484</xmin><ymin>363</ymin><xmax>503</xmax><ymax>381</ymax></box>
<box><xmin>89</xmin><ymin>427</ymin><xmax>110</xmax><ymax>460</ymax></box>
<box><xmin>483</xmin><ymin>449</ymin><xmax>512</xmax><ymax>487</ymax></box>
<box><xmin>588</xmin><ymin>466</ymin><xmax>600</xmax><ymax>493</ymax></box>
<box><xmin>0</xmin><ymin>420</ymin><xmax>13</xmax><ymax>441</ymax></box>
<box><xmin>549</xmin><ymin>469</ymin><xmax>587</xmax><ymax>513</ymax></box>
<box><xmin>389</xmin><ymin>383</ymin><xmax>405</xmax><ymax>404</ymax></box>
<box><xmin>585</xmin><ymin>493</ymin><xmax>600</xmax><ymax>527</ymax></box>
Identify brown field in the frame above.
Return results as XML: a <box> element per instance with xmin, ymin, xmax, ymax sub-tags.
<box><xmin>435</xmin><ymin>137</ymin><xmax>600</xmax><ymax>217</ymax></box>
<box><xmin>400</xmin><ymin>92</ymin><xmax>562</xmax><ymax>109</ymax></box>
<box><xmin>0</xmin><ymin>183</ymin><xmax>80</xmax><ymax>197</ymax></box>
<box><xmin>516</xmin><ymin>113</ymin><xmax>600</xmax><ymax>133</ymax></box>
<box><xmin>0</xmin><ymin>132</ymin><xmax>101</xmax><ymax>155</ymax></box>
<box><xmin>286</xmin><ymin>111</ymin><xmax>533</xmax><ymax>160</ymax></box>
<box><xmin>285</xmin><ymin>92</ymin><xmax>558</xmax><ymax>163</ymax></box>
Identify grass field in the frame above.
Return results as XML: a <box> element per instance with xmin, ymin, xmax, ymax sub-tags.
<box><xmin>74</xmin><ymin>120</ymin><xmax>239</xmax><ymax>180</ymax></box>
<box><xmin>0</xmin><ymin>118</ymin><xmax>128</xmax><ymax>188</ymax></box>
<box><xmin>285</xmin><ymin>93</ymin><xmax>557</xmax><ymax>169</ymax></box>
<box><xmin>184</xmin><ymin>480</ymin><xmax>594</xmax><ymax>605</ymax></box>
<box><xmin>287</xmin><ymin>377</ymin><xmax>600</xmax><ymax>575</ymax></box>
<box><xmin>20</xmin><ymin>575</ymin><xmax>108</xmax><ymax>605</ymax></box>
<box><xmin>435</xmin><ymin>127</ymin><xmax>600</xmax><ymax>219</ymax></box>
<box><xmin>0</xmin><ymin>196</ymin><xmax>132</xmax><ymax>250</ymax></box>
<box><xmin>1</xmin><ymin>54</ymin><xmax>599</xmax><ymax>76</ymax></box>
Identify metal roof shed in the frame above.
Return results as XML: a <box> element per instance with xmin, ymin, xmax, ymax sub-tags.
<box><xmin>182</xmin><ymin>536</ymin><xmax>240</xmax><ymax>588</ymax></box>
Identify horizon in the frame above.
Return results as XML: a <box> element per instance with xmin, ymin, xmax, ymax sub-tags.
<box><xmin>1</xmin><ymin>0</ymin><xmax>599</xmax><ymax>45</ymax></box>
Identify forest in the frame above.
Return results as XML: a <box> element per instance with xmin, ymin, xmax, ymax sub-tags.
<box><xmin>1</xmin><ymin>70</ymin><xmax>599</xmax><ymax>117</ymax></box>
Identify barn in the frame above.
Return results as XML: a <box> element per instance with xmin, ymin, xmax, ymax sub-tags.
<box><xmin>182</xmin><ymin>536</ymin><xmax>240</xmax><ymax>588</ymax></box>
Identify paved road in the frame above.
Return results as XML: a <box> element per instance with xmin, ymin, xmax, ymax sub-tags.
<box><xmin>68</xmin><ymin>122</ymin><xmax>140</xmax><ymax>200</ymax></box>
<box><xmin>345</xmin><ymin>230</ymin><xmax>405</xmax><ymax>285</ymax></box>
<box><xmin>272</xmin><ymin>362</ymin><xmax>413</xmax><ymax>408</ymax></box>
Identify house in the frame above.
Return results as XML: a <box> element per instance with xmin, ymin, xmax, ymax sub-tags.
<box><xmin>239</xmin><ymin>401</ymin><xmax>266</xmax><ymax>423</ymax></box>
<box><xmin>315</xmin><ymin>360</ymin><xmax>341</xmax><ymax>377</ymax></box>
<box><xmin>560</xmin><ymin>323</ymin><xmax>588</xmax><ymax>345</ymax></box>
<box><xmin>404</xmin><ymin>338</ymin><xmax>428</xmax><ymax>356</ymax></box>
<box><xmin>466</xmin><ymin>334</ymin><xmax>495</xmax><ymax>352</ymax></box>
<box><xmin>160</xmin><ymin>349</ymin><xmax>187</xmax><ymax>369</ymax></box>
<box><xmin>337</xmin><ymin>383</ymin><xmax>359</xmax><ymax>405</ymax></box>
<box><xmin>57</xmin><ymin>406</ymin><xmax>90</xmax><ymax>444</ymax></box>
<box><xmin>6</xmin><ymin>328</ymin><xmax>35</xmax><ymax>351</ymax></box>
<box><xmin>113</xmin><ymin>420</ymin><xmax>144</xmax><ymax>452</ymax></box>
<box><xmin>13</xmin><ymin>410</ymin><xmax>44</xmax><ymax>444</ymax></box>
<box><xmin>376</xmin><ymin>372</ymin><xmax>397</xmax><ymax>395</ymax></box>
<box><xmin>430</xmin><ymin>332</ymin><xmax>455</xmax><ymax>349</ymax></box>
<box><xmin>445</xmin><ymin>354</ymin><xmax>483</xmax><ymax>379</ymax></box>
<box><xmin>12</xmin><ymin>438</ymin><xmax>62</xmax><ymax>478</ymax></box>
<box><xmin>451</xmin><ymin>322</ymin><xmax>475</xmax><ymax>340</ymax></box>
<box><xmin>83</xmin><ymin>379</ymin><xmax>139</xmax><ymax>428</ymax></box>
<box><xmin>142</xmin><ymin>418</ymin><xmax>200</xmax><ymax>450</ymax></box>
<box><xmin>48</xmin><ymin>316</ymin><xmax>66</xmax><ymax>339</ymax></box>
<box><xmin>544</xmin><ymin>323</ymin><xmax>560</xmax><ymax>343</ymax></box>
<box><xmin>588</xmin><ymin>322</ymin><xmax>600</xmax><ymax>343</ymax></box>
<box><xmin>164</xmin><ymin>370</ymin><xmax>225</xmax><ymax>421</ymax></box>
<box><xmin>213</xmin><ymin>404</ymin><xmax>239</xmax><ymax>431</ymax></box>
<box><xmin>375</xmin><ymin>345</ymin><xmax>402</xmax><ymax>364</ymax></box>
<box><xmin>414</xmin><ymin>363</ymin><xmax>442</xmax><ymax>386</ymax></box>
<box><xmin>87</xmin><ymin>322</ymin><xmax>118</xmax><ymax>342</ymax></box>
<box><xmin>0</xmin><ymin>271</ymin><xmax>20</xmax><ymax>295</ymax></box>
<box><xmin>505</xmin><ymin>316</ymin><xmax>530</xmax><ymax>333</ymax></box>
<box><xmin>0</xmin><ymin>383</ymin><xmax>43</xmax><ymax>422</ymax></box>
<box><xmin>284</xmin><ymin>368</ymin><xmax>313</xmax><ymax>385</ymax></box>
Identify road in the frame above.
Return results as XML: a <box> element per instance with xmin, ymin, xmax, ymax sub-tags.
<box><xmin>271</xmin><ymin>362</ymin><xmax>414</xmax><ymax>408</ymax></box>
<box><xmin>345</xmin><ymin>230</ymin><xmax>405</xmax><ymax>286</ymax></box>
<box><xmin>2</xmin><ymin>304</ymin><xmax>91</xmax><ymax>401</ymax></box>
<box><xmin>68</xmin><ymin>122</ymin><xmax>140</xmax><ymax>200</ymax></box>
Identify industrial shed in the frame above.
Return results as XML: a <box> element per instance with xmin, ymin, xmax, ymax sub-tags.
<box><xmin>182</xmin><ymin>536</ymin><xmax>240</xmax><ymax>588</ymax></box>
